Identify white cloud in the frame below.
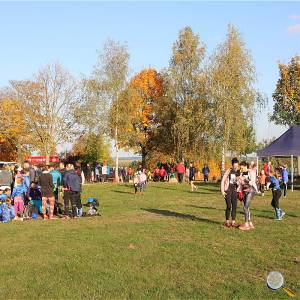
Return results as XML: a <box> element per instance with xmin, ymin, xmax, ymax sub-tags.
<box><xmin>287</xmin><ymin>24</ymin><xmax>300</xmax><ymax>35</ymax></box>
<box><xmin>288</xmin><ymin>14</ymin><xmax>300</xmax><ymax>20</ymax></box>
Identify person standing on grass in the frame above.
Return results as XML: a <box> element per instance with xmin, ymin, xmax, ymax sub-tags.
<box><xmin>189</xmin><ymin>162</ymin><xmax>197</xmax><ymax>191</ymax></box>
<box><xmin>153</xmin><ymin>166</ymin><xmax>160</xmax><ymax>182</ymax></box>
<box><xmin>202</xmin><ymin>164</ymin><xmax>210</xmax><ymax>183</ymax></box>
<box><xmin>159</xmin><ymin>167</ymin><xmax>167</xmax><ymax>182</ymax></box>
<box><xmin>221</xmin><ymin>157</ymin><xmax>240</xmax><ymax>228</ymax></box>
<box><xmin>50</xmin><ymin>165</ymin><xmax>62</xmax><ymax>215</ymax></box>
<box><xmin>63</xmin><ymin>164</ymin><xmax>82</xmax><ymax>218</ymax></box>
<box><xmin>176</xmin><ymin>161</ymin><xmax>185</xmax><ymax>184</ymax></box>
<box><xmin>38</xmin><ymin>165</ymin><xmax>55</xmax><ymax>220</ymax></box>
<box><xmin>264</xmin><ymin>161</ymin><xmax>273</xmax><ymax>190</ymax></box>
<box><xmin>133</xmin><ymin>170</ymin><xmax>147</xmax><ymax>194</ymax></box>
<box><xmin>259</xmin><ymin>169</ymin><xmax>266</xmax><ymax>196</ymax></box>
<box><xmin>238</xmin><ymin>161</ymin><xmax>258</xmax><ymax>231</ymax></box>
<box><xmin>128</xmin><ymin>167</ymin><xmax>133</xmax><ymax>181</ymax></box>
<box><xmin>281</xmin><ymin>164</ymin><xmax>289</xmax><ymax>198</ymax></box>
<box><xmin>269</xmin><ymin>169</ymin><xmax>285</xmax><ymax>220</ymax></box>
<box><xmin>11</xmin><ymin>176</ymin><xmax>26</xmax><ymax>220</ymax></box>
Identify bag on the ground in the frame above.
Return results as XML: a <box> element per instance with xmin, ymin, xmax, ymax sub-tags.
<box><xmin>23</xmin><ymin>203</ymin><xmax>34</xmax><ymax>219</ymax></box>
<box><xmin>84</xmin><ymin>198</ymin><xmax>100</xmax><ymax>216</ymax></box>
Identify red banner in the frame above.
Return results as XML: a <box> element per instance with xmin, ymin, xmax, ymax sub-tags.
<box><xmin>27</xmin><ymin>156</ymin><xmax>60</xmax><ymax>164</ymax></box>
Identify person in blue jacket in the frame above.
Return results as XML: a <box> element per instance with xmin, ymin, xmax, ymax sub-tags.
<box><xmin>50</xmin><ymin>165</ymin><xmax>63</xmax><ymax>214</ymax></box>
<box><xmin>0</xmin><ymin>197</ymin><xmax>15</xmax><ymax>223</ymax></box>
<box><xmin>281</xmin><ymin>164</ymin><xmax>289</xmax><ymax>198</ymax></box>
<box><xmin>63</xmin><ymin>164</ymin><xmax>82</xmax><ymax>218</ymax></box>
<box><xmin>269</xmin><ymin>169</ymin><xmax>285</xmax><ymax>220</ymax></box>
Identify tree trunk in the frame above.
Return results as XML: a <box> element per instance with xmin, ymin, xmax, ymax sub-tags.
<box><xmin>141</xmin><ymin>146</ymin><xmax>147</xmax><ymax>169</ymax></box>
<box><xmin>45</xmin><ymin>153</ymin><xmax>50</xmax><ymax>165</ymax></box>
<box><xmin>114</xmin><ymin>126</ymin><xmax>119</xmax><ymax>183</ymax></box>
<box><xmin>221</xmin><ymin>145</ymin><xmax>225</xmax><ymax>177</ymax></box>
<box><xmin>17</xmin><ymin>145</ymin><xmax>23</xmax><ymax>166</ymax></box>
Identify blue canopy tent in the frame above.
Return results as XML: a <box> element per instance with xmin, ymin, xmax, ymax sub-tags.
<box><xmin>257</xmin><ymin>125</ymin><xmax>300</xmax><ymax>191</ymax></box>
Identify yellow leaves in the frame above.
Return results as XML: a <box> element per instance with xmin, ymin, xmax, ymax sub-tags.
<box><xmin>130</xmin><ymin>68</ymin><xmax>163</xmax><ymax>102</ymax></box>
<box><xmin>109</xmin><ymin>68</ymin><xmax>164</xmax><ymax>151</ymax></box>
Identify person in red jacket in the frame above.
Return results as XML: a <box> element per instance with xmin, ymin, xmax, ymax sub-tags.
<box><xmin>264</xmin><ymin>161</ymin><xmax>273</xmax><ymax>190</ymax></box>
<box><xmin>176</xmin><ymin>161</ymin><xmax>185</xmax><ymax>183</ymax></box>
<box><xmin>153</xmin><ymin>167</ymin><xmax>160</xmax><ymax>182</ymax></box>
<box><xmin>159</xmin><ymin>167</ymin><xmax>167</xmax><ymax>182</ymax></box>
<box><xmin>127</xmin><ymin>167</ymin><xmax>133</xmax><ymax>181</ymax></box>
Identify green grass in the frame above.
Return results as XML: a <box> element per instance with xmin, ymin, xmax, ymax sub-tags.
<box><xmin>0</xmin><ymin>182</ymin><xmax>299</xmax><ymax>299</ymax></box>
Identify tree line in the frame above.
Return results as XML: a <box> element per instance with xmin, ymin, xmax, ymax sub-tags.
<box><xmin>0</xmin><ymin>24</ymin><xmax>299</xmax><ymax>181</ymax></box>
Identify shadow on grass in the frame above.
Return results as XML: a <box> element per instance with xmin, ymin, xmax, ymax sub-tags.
<box><xmin>151</xmin><ymin>185</ymin><xmax>177</xmax><ymax>191</ymax></box>
<box><xmin>112</xmin><ymin>190</ymin><xmax>134</xmax><ymax>195</ymax></box>
<box><xmin>186</xmin><ymin>191</ymin><xmax>215</xmax><ymax>195</ymax></box>
<box><xmin>196</xmin><ymin>185</ymin><xmax>219</xmax><ymax>192</ymax></box>
<box><xmin>141</xmin><ymin>208</ymin><xmax>222</xmax><ymax>225</ymax></box>
<box><xmin>186</xmin><ymin>205</ymin><xmax>224</xmax><ymax>211</ymax></box>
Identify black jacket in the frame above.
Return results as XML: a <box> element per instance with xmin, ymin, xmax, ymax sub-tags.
<box><xmin>38</xmin><ymin>172</ymin><xmax>54</xmax><ymax>197</ymax></box>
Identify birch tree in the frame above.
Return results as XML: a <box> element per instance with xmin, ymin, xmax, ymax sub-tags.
<box><xmin>91</xmin><ymin>39</ymin><xmax>129</xmax><ymax>182</ymax></box>
<box><xmin>207</xmin><ymin>24</ymin><xmax>262</xmax><ymax>173</ymax></box>
<box><xmin>167</xmin><ymin>26</ymin><xmax>207</xmax><ymax>161</ymax></box>
<box><xmin>11</xmin><ymin>63</ymin><xmax>78</xmax><ymax>164</ymax></box>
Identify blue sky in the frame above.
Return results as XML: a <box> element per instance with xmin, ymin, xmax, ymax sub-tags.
<box><xmin>0</xmin><ymin>1</ymin><xmax>299</xmax><ymax>154</ymax></box>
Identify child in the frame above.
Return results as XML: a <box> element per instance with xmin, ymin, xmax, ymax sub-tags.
<box><xmin>281</xmin><ymin>164</ymin><xmax>289</xmax><ymax>198</ymax></box>
<box><xmin>0</xmin><ymin>197</ymin><xmax>15</xmax><ymax>223</ymax></box>
<box><xmin>27</xmin><ymin>181</ymin><xmax>43</xmax><ymax>215</ymax></box>
<box><xmin>0</xmin><ymin>188</ymin><xmax>6</xmax><ymax>202</ymax></box>
<box><xmin>134</xmin><ymin>171</ymin><xmax>147</xmax><ymax>194</ymax></box>
<box><xmin>11</xmin><ymin>176</ymin><xmax>27</xmax><ymax>220</ymax></box>
<box><xmin>269</xmin><ymin>170</ymin><xmax>285</xmax><ymax>220</ymax></box>
<box><xmin>259</xmin><ymin>170</ymin><xmax>266</xmax><ymax>196</ymax></box>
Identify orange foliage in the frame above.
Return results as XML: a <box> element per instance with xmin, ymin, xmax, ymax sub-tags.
<box><xmin>130</xmin><ymin>68</ymin><xmax>163</xmax><ymax>101</ymax></box>
<box><xmin>129</xmin><ymin>68</ymin><xmax>163</xmax><ymax>130</ymax></box>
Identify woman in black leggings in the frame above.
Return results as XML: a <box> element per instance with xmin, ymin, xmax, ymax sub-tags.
<box><xmin>221</xmin><ymin>158</ymin><xmax>240</xmax><ymax>228</ymax></box>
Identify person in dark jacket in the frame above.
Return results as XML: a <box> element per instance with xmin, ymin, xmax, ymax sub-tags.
<box><xmin>63</xmin><ymin>164</ymin><xmax>82</xmax><ymax>218</ymax></box>
<box><xmin>202</xmin><ymin>164</ymin><xmax>210</xmax><ymax>183</ymax></box>
<box><xmin>189</xmin><ymin>162</ymin><xmax>196</xmax><ymax>182</ymax></box>
<box><xmin>38</xmin><ymin>165</ymin><xmax>55</xmax><ymax>220</ymax></box>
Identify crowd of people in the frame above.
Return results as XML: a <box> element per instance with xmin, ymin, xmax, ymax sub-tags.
<box><xmin>0</xmin><ymin>162</ymin><xmax>83</xmax><ymax>222</ymax></box>
<box><xmin>0</xmin><ymin>158</ymin><xmax>291</xmax><ymax>227</ymax></box>
<box><xmin>151</xmin><ymin>162</ymin><xmax>210</xmax><ymax>184</ymax></box>
<box><xmin>221</xmin><ymin>158</ymin><xmax>289</xmax><ymax>231</ymax></box>
<box><xmin>83</xmin><ymin>163</ymin><xmax>132</xmax><ymax>183</ymax></box>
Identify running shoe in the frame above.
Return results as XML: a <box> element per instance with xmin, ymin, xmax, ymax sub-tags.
<box><xmin>249</xmin><ymin>222</ymin><xmax>255</xmax><ymax>229</ymax></box>
<box><xmin>224</xmin><ymin>222</ymin><xmax>231</xmax><ymax>228</ymax></box>
<box><xmin>231</xmin><ymin>223</ymin><xmax>240</xmax><ymax>228</ymax></box>
<box><xmin>239</xmin><ymin>223</ymin><xmax>251</xmax><ymax>231</ymax></box>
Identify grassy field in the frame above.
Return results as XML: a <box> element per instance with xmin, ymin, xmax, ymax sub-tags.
<box><xmin>0</xmin><ymin>182</ymin><xmax>299</xmax><ymax>299</ymax></box>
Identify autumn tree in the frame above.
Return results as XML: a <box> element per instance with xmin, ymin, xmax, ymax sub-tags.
<box><xmin>109</xmin><ymin>68</ymin><xmax>163</xmax><ymax>168</ymax></box>
<box><xmin>80</xmin><ymin>39</ymin><xmax>129</xmax><ymax>181</ymax></box>
<box><xmin>206</xmin><ymin>24</ymin><xmax>262</xmax><ymax>173</ymax></box>
<box><xmin>72</xmin><ymin>133</ymin><xmax>111</xmax><ymax>164</ymax></box>
<box><xmin>11</xmin><ymin>63</ymin><xmax>78</xmax><ymax>164</ymax></box>
<box><xmin>271</xmin><ymin>55</ymin><xmax>300</xmax><ymax>126</ymax></box>
<box><xmin>0</xmin><ymin>90</ymin><xmax>31</xmax><ymax>162</ymax></box>
<box><xmin>167</xmin><ymin>26</ymin><xmax>207</xmax><ymax>161</ymax></box>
